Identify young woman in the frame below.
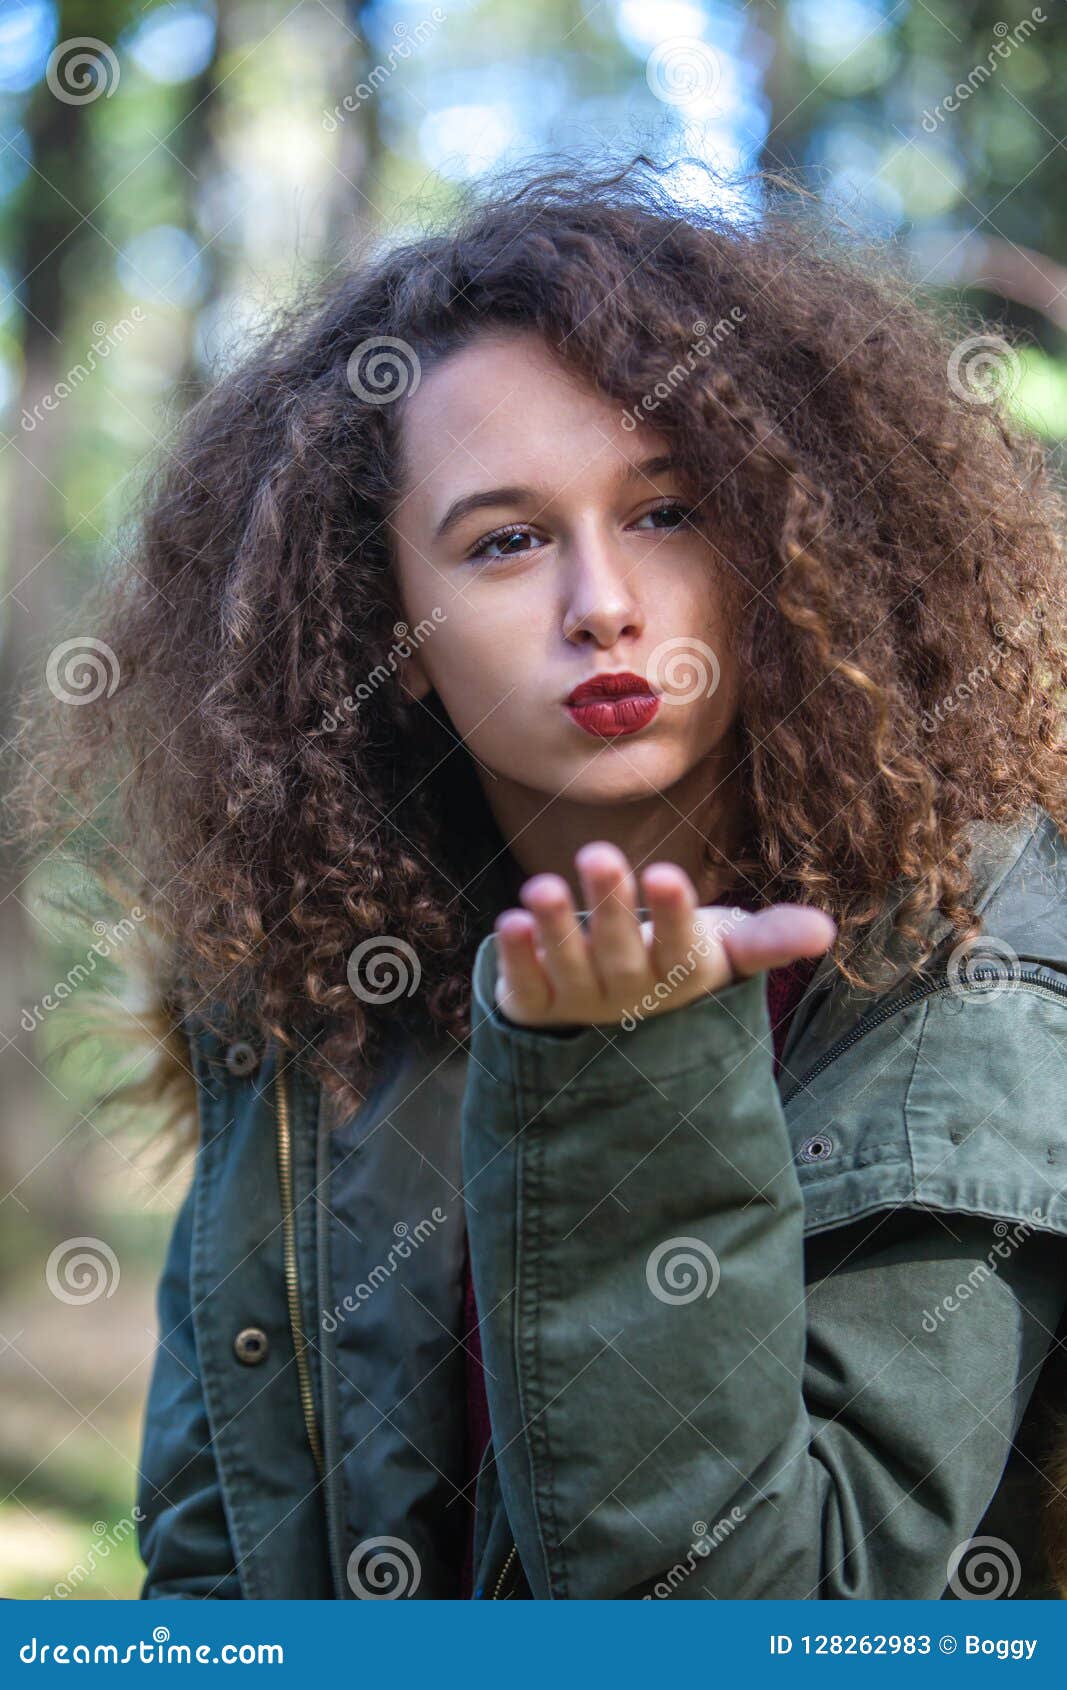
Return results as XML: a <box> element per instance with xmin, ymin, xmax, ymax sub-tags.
<box><xmin>11</xmin><ymin>160</ymin><xmax>1067</xmax><ymax>1601</ymax></box>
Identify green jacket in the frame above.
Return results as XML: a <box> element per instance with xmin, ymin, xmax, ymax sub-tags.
<box><xmin>136</xmin><ymin>803</ymin><xmax>1067</xmax><ymax>1599</ymax></box>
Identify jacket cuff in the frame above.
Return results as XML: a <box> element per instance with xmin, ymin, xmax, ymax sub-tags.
<box><xmin>469</xmin><ymin>924</ymin><xmax>776</xmax><ymax>1094</ymax></box>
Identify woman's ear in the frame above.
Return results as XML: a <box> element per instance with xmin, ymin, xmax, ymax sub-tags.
<box><xmin>398</xmin><ymin>647</ymin><xmax>434</xmax><ymax>704</ymax></box>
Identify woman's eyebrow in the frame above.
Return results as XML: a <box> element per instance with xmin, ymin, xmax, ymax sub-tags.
<box><xmin>434</xmin><ymin>486</ymin><xmax>532</xmax><ymax>540</ymax></box>
<box><xmin>432</xmin><ymin>454</ymin><xmax>677</xmax><ymax>540</ymax></box>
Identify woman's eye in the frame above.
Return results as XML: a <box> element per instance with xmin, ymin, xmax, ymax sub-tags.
<box><xmin>467</xmin><ymin>525</ymin><xmax>542</xmax><ymax>563</ymax></box>
<box><xmin>634</xmin><ymin>501</ymin><xmax>700</xmax><ymax>532</ymax></box>
<box><xmin>465</xmin><ymin>503</ymin><xmax>699</xmax><ymax>562</ymax></box>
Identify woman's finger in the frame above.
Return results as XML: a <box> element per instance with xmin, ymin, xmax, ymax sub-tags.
<box><xmin>718</xmin><ymin>903</ymin><xmax>837</xmax><ymax>982</ymax></box>
<box><xmin>639</xmin><ymin>862</ymin><xmax>702</xmax><ymax>984</ymax></box>
<box><xmin>516</xmin><ymin>872</ymin><xmax>597</xmax><ymax>1001</ymax></box>
<box><xmin>576</xmin><ymin>841</ymin><xmax>647</xmax><ymax>997</ymax></box>
<box><xmin>493</xmin><ymin>910</ymin><xmax>552</xmax><ymax>1018</ymax></box>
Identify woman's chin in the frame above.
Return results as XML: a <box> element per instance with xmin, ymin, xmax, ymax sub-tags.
<box><xmin>548</xmin><ymin>753</ymin><xmax>692</xmax><ymax>805</ymax></box>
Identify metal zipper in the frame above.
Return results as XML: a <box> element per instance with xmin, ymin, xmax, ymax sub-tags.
<box><xmin>471</xmin><ymin>1422</ymin><xmax>519</xmax><ymax>1598</ymax></box>
<box><xmin>314</xmin><ymin>1079</ymin><xmax>348</xmax><ymax>1598</ymax></box>
<box><xmin>491</xmin><ymin>1542</ymin><xmax>518</xmax><ymax>1599</ymax></box>
<box><xmin>274</xmin><ymin>1052</ymin><xmax>326</xmax><ymax>1480</ymax></box>
<box><xmin>780</xmin><ymin>964</ymin><xmax>1067</xmax><ymax>1108</ymax></box>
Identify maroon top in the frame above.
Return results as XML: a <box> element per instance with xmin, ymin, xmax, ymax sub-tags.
<box><xmin>458</xmin><ymin>934</ymin><xmax>821</xmax><ymax>1596</ymax></box>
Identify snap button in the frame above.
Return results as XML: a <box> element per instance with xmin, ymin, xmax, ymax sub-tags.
<box><xmin>798</xmin><ymin>1133</ymin><xmax>834</xmax><ymax>1163</ymax></box>
<box><xmin>233</xmin><ymin>1326</ymin><xmax>269</xmax><ymax>1365</ymax></box>
<box><xmin>224</xmin><ymin>1039</ymin><xmax>260</xmax><ymax>1078</ymax></box>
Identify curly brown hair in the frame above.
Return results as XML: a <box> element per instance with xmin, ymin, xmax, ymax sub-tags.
<box><xmin>6</xmin><ymin>155</ymin><xmax>1067</xmax><ymax>1122</ymax></box>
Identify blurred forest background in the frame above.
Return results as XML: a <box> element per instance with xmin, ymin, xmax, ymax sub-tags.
<box><xmin>1</xmin><ymin>0</ymin><xmax>1065</xmax><ymax>1598</ymax></box>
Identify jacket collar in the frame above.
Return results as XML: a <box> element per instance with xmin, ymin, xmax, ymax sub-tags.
<box><xmin>780</xmin><ymin>801</ymin><xmax>1058</xmax><ymax>1071</ymax></box>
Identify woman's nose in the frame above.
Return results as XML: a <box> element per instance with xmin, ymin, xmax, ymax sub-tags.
<box><xmin>561</xmin><ymin>533</ymin><xmax>645</xmax><ymax>646</ymax></box>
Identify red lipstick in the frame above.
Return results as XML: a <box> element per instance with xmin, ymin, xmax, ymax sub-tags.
<box><xmin>564</xmin><ymin>670</ymin><xmax>661</xmax><ymax>739</ymax></box>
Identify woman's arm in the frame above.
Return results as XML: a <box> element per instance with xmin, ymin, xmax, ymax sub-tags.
<box><xmin>136</xmin><ymin>1178</ymin><xmax>243</xmax><ymax>1599</ymax></box>
<box><xmin>461</xmin><ymin>947</ymin><xmax>1066</xmax><ymax>1599</ymax></box>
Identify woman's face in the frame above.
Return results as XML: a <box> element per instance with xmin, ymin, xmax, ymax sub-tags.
<box><xmin>389</xmin><ymin>329</ymin><xmax>742</xmax><ymax>812</ymax></box>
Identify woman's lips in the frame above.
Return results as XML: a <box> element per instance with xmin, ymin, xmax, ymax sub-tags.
<box><xmin>564</xmin><ymin>693</ymin><xmax>661</xmax><ymax>738</ymax></box>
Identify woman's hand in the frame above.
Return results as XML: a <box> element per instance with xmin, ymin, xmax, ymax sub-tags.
<box><xmin>492</xmin><ymin>841</ymin><xmax>837</xmax><ymax>1030</ymax></box>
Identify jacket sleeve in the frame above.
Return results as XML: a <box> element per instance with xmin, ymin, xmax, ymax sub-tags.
<box><xmin>136</xmin><ymin>1173</ymin><xmax>243</xmax><ymax>1598</ymax></box>
<box><xmin>460</xmin><ymin>929</ymin><xmax>1067</xmax><ymax>1599</ymax></box>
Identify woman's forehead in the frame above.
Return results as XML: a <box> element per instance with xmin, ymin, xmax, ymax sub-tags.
<box><xmin>394</xmin><ymin>335</ymin><xmax>668</xmax><ymax>513</ymax></box>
